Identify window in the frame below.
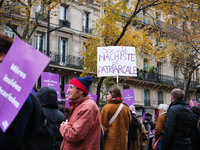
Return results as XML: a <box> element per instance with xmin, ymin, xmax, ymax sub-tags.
<box><xmin>35</xmin><ymin>33</ymin><xmax>45</xmax><ymax>53</ymax></box>
<box><xmin>157</xmin><ymin>63</ymin><xmax>162</xmax><ymax>74</ymax></box>
<box><xmin>59</xmin><ymin>5</ymin><xmax>70</xmax><ymax>27</ymax></box>
<box><xmin>59</xmin><ymin>37</ymin><xmax>69</xmax><ymax>65</ymax></box>
<box><xmin>82</xmin><ymin>11</ymin><xmax>92</xmax><ymax>34</ymax></box>
<box><xmin>144</xmin><ymin>89</ymin><xmax>150</xmax><ymax>106</ymax></box>
<box><xmin>174</xmin><ymin>67</ymin><xmax>178</xmax><ymax>78</ymax></box>
<box><xmin>4</xmin><ymin>26</ymin><xmax>17</xmax><ymax>39</ymax></box>
<box><xmin>60</xmin><ymin>75</ymin><xmax>69</xmax><ymax>99</ymax></box>
<box><xmin>143</xmin><ymin>58</ymin><xmax>148</xmax><ymax>68</ymax></box>
<box><xmin>157</xmin><ymin>91</ymin><xmax>163</xmax><ymax>105</ymax></box>
<box><xmin>60</xmin><ymin>5</ymin><xmax>69</xmax><ymax>21</ymax></box>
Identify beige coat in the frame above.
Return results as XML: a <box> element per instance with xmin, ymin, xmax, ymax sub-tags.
<box><xmin>101</xmin><ymin>100</ymin><xmax>131</xmax><ymax>150</ymax></box>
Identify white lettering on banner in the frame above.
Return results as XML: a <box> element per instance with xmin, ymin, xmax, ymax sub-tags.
<box><xmin>44</xmin><ymin>80</ymin><xmax>49</xmax><ymax>82</ymax></box>
<box><xmin>50</xmin><ymin>80</ymin><xmax>58</xmax><ymax>84</ymax></box>
<box><xmin>124</xmin><ymin>96</ymin><xmax>134</xmax><ymax>99</ymax></box>
<box><xmin>3</xmin><ymin>74</ymin><xmax>21</xmax><ymax>92</ymax></box>
<box><xmin>2</xmin><ymin>120</ymin><xmax>9</xmax><ymax>130</ymax></box>
<box><xmin>10</xmin><ymin>63</ymin><xmax>26</xmax><ymax>79</ymax></box>
<box><xmin>0</xmin><ymin>86</ymin><xmax>20</xmax><ymax>108</ymax></box>
<box><xmin>47</xmin><ymin>83</ymin><xmax>54</xmax><ymax>86</ymax></box>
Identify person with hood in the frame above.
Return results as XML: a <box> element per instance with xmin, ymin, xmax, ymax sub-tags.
<box><xmin>59</xmin><ymin>76</ymin><xmax>101</xmax><ymax>150</ymax></box>
<box><xmin>101</xmin><ymin>87</ymin><xmax>131</xmax><ymax>150</ymax></box>
<box><xmin>161</xmin><ymin>88</ymin><xmax>194</xmax><ymax>150</ymax></box>
<box><xmin>190</xmin><ymin>106</ymin><xmax>200</xmax><ymax>150</ymax></box>
<box><xmin>35</xmin><ymin>86</ymin><xmax>66</xmax><ymax>149</ymax></box>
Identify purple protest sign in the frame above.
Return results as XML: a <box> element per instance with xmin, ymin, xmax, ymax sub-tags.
<box><xmin>152</xmin><ymin>129</ymin><xmax>155</xmax><ymax>135</ymax></box>
<box><xmin>0</xmin><ymin>38</ymin><xmax>50</xmax><ymax>132</ymax></box>
<box><xmin>122</xmin><ymin>89</ymin><xmax>135</xmax><ymax>106</ymax></box>
<box><xmin>41</xmin><ymin>72</ymin><xmax>61</xmax><ymax>102</ymax></box>
<box><xmin>65</xmin><ymin>84</ymin><xmax>70</xmax><ymax>108</ymax></box>
<box><xmin>141</xmin><ymin>113</ymin><xmax>146</xmax><ymax>121</ymax></box>
<box><xmin>88</xmin><ymin>93</ymin><xmax>97</xmax><ymax>103</ymax></box>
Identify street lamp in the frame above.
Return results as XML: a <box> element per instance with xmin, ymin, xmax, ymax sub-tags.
<box><xmin>46</xmin><ymin>1</ymin><xmax>51</xmax><ymax>72</ymax></box>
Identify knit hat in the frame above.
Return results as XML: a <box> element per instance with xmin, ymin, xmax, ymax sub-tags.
<box><xmin>129</xmin><ymin>105</ymin><xmax>137</xmax><ymax>115</ymax></box>
<box><xmin>69</xmin><ymin>76</ymin><xmax>93</xmax><ymax>95</ymax></box>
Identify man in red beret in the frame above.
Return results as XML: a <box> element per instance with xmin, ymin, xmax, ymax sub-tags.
<box><xmin>60</xmin><ymin>76</ymin><xmax>101</xmax><ymax>150</ymax></box>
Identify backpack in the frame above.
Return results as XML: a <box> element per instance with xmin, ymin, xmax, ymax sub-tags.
<box><xmin>128</xmin><ymin>113</ymin><xmax>139</xmax><ymax>140</ymax></box>
<box><xmin>19</xmin><ymin>94</ymin><xmax>59</xmax><ymax>150</ymax></box>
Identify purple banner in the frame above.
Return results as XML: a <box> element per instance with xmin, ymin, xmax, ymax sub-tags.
<box><xmin>141</xmin><ymin>113</ymin><xmax>146</xmax><ymax>121</ymax></box>
<box><xmin>41</xmin><ymin>72</ymin><xmax>61</xmax><ymax>102</ymax></box>
<box><xmin>88</xmin><ymin>93</ymin><xmax>97</xmax><ymax>103</ymax></box>
<box><xmin>65</xmin><ymin>84</ymin><xmax>70</xmax><ymax>108</ymax></box>
<box><xmin>0</xmin><ymin>38</ymin><xmax>50</xmax><ymax>132</ymax></box>
<box><xmin>122</xmin><ymin>89</ymin><xmax>135</xmax><ymax>106</ymax></box>
<box><xmin>152</xmin><ymin>129</ymin><xmax>155</xmax><ymax>135</ymax></box>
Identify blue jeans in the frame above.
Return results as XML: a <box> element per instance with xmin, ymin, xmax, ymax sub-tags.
<box><xmin>157</xmin><ymin>140</ymin><xmax>161</xmax><ymax>150</ymax></box>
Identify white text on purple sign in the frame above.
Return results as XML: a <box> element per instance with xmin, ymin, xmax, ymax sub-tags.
<box><xmin>0</xmin><ymin>63</ymin><xmax>25</xmax><ymax>108</ymax></box>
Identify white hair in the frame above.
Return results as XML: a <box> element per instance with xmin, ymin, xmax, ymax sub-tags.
<box><xmin>158</xmin><ymin>104</ymin><xmax>169</xmax><ymax>112</ymax></box>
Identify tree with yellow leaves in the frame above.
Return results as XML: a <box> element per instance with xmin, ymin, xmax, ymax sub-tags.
<box><xmin>81</xmin><ymin>0</ymin><xmax>199</xmax><ymax>104</ymax></box>
<box><xmin>159</xmin><ymin>0</ymin><xmax>200</xmax><ymax>101</ymax></box>
<box><xmin>0</xmin><ymin>0</ymin><xmax>60</xmax><ymax>42</ymax></box>
<box><xmin>81</xmin><ymin>0</ymin><xmax>174</xmax><ymax>105</ymax></box>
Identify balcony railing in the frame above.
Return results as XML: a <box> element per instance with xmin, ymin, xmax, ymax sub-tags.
<box><xmin>82</xmin><ymin>26</ymin><xmax>93</xmax><ymax>34</ymax></box>
<box><xmin>42</xmin><ymin>50</ymin><xmax>84</xmax><ymax>69</ymax></box>
<box><xmin>132</xmin><ymin>72</ymin><xmax>196</xmax><ymax>89</ymax></box>
<box><xmin>59</xmin><ymin>19</ymin><xmax>70</xmax><ymax>28</ymax></box>
<box><xmin>144</xmin><ymin>99</ymin><xmax>150</xmax><ymax>106</ymax></box>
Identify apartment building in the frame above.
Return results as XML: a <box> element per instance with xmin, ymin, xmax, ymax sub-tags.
<box><xmin>1</xmin><ymin>0</ymin><xmax>198</xmax><ymax>120</ymax></box>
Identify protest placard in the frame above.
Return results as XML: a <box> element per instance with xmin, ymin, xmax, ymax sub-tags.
<box><xmin>88</xmin><ymin>93</ymin><xmax>97</xmax><ymax>103</ymax></box>
<box><xmin>41</xmin><ymin>72</ymin><xmax>61</xmax><ymax>102</ymax></box>
<box><xmin>97</xmin><ymin>46</ymin><xmax>137</xmax><ymax>77</ymax></box>
<box><xmin>0</xmin><ymin>38</ymin><xmax>50</xmax><ymax>132</ymax></box>
<box><xmin>123</xmin><ymin>89</ymin><xmax>135</xmax><ymax>106</ymax></box>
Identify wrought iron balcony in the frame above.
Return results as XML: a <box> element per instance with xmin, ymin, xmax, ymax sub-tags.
<box><xmin>59</xmin><ymin>19</ymin><xmax>70</xmax><ymax>28</ymax></box>
<box><xmin>132</xmin><ymin>72</ymin><xmax>196</xmax><ymax>89</ymax></box>
<box><xmin>82</xmin><ymin>26</ymin><xmax>93</xmax><ymax>34</ymax></box>
<box><xmin>42</xmin><ymin>50</ymin><xmax>84</xmax><ymax>69</ymax></box>
<box><xmin>144</xmin><ymin>99</ymin><xmax>150</xmax><ymax>106</ymax></box>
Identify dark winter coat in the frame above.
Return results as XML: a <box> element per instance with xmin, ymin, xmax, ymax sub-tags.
<box><xmin>161</xmin><ymin>100</ymin><xmax>194</xmax><ymax>150</ymax></box>
<box><xmin>191</xmin><ymin>114</ymin><xmax>200</xmax><ymax>150</ymax></box>
<box><xmin>35</xmin><ymin>87</ymin><xmax>66</xmax><ymax>149</ymax></box>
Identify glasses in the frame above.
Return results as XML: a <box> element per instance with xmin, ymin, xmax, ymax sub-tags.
<box><xmin>68</xmin><ymin>85</ymin><xmax>77</xmax><ymax>89</ymax></box>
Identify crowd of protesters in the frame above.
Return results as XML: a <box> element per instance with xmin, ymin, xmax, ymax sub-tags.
<box><xmin>1</xmin><ymin>33</ymin><xmax>200</xmax><ymax>150</ymax></box>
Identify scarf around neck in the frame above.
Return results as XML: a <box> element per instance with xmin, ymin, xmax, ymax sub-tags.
<box><xmin>108</xmin><ymin>97</ymin><xmax>123</xmax><ymax>102</ymax></box>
